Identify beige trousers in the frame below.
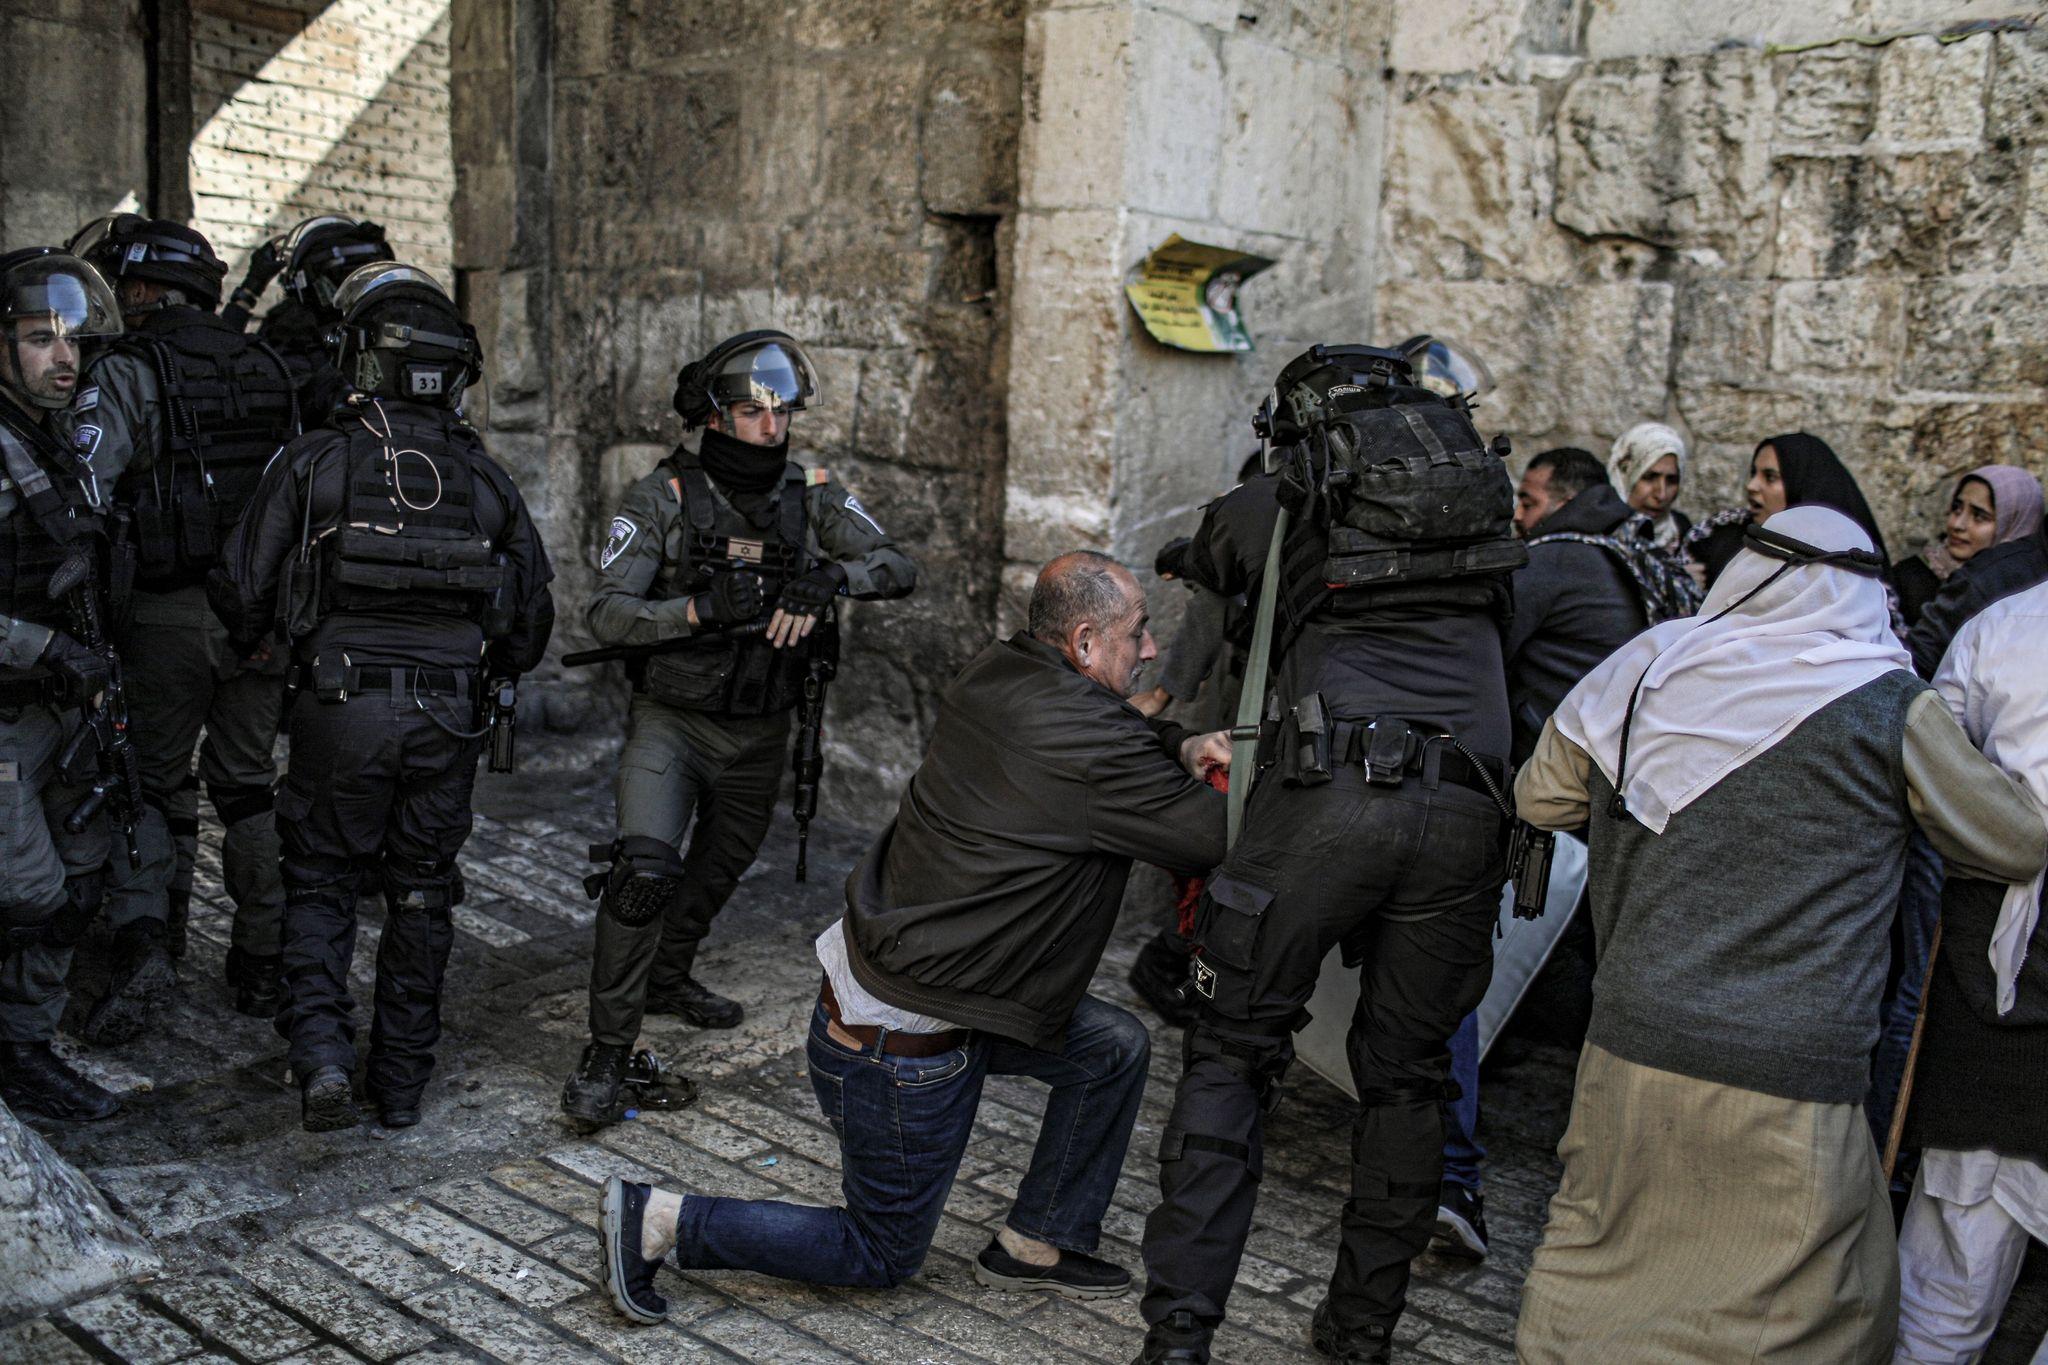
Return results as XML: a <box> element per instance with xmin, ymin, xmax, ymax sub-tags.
<box><xmin>1516</xmin><ymin>1042</ymin><xmax>1898</xmax><ymax>1364</ymax></box>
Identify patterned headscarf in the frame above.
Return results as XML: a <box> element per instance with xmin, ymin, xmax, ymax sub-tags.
<box><xmin>1608</xmin><ymin>423</ymin><xmax>1687</xmax><ymax>548</ymax></box>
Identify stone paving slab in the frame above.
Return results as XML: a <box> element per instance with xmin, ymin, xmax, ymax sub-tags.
<box><xmin>13</xmin><ymin>773</ymin><xmax>1588</xmax><ymax>1363</ymax></box>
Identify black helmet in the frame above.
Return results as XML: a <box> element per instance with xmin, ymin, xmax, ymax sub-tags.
<box><xmin>1251</xmin><ymin>343</ymin><xmax>1422</xmax><ymax>452</ymax></box>
<box><xmin>330</xmin><ymin>262</ymin><xmax>481</xmax><ymax>406</ymax></box>
<box><xmin>67</xmin><ymin>216</ymin><xmax>226</xmax><ymax>311</ymax></box>
<box><xmin>0</xmin><ymin>248</ymin><xmax>123</xmax><ymax>410</ymax></box>
<box><xmin>272</xmin><ymin>215</ymin><xmax>394</xmax><ymax>316</ymax></box>
<box><xmin>672</xmin><ymin>330</ymin><xmax>819</xmax><ymax>429</ymax></box>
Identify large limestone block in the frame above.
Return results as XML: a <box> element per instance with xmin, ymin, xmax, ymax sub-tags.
<box><xmin>1389</xmin><ymin>0</ymin><xmax>1526</xmax><ymax>74</ymax></box>
<box><xmin>1216</xmin><ymin>37</ymin><xmax>1363</xmax><ymax>238</ymax></box>
<box><xmin>1771</xmin><ymin>279</ymin><xmax>1905</xmax><ymax>383</ymax></box>
<box><xmin>1554</xmin><ymin>52</ymin><xmax>1776</xmax><ymax>266</ymax></box>
<box><xmin>1583</xmin><ymin>0</ymin><xmax>1863</xmax><ymax>59</ymax></box>
<box><xmin>1020</xmin><ymin>6</ymin><xmax>1133</xmax><ymax>211</ymax></box>
<box><xmin>1775</xmin><ymin>150</ymin><xmax>2026</xmax><ymax>277</ymax></box>
<box><xmin>1672</xmin><ymin>278</ymin><xmax>1776</xmax><ymax>390</ymax></box>
<box><xmin>1376</xmin><ymin>278</ymin><xmax>1675</xmax><ymax>443</ymax></box>
<box><xmin>0</xmin><ymin>1102</ymin><xmax>158</xmax><ymax>1316</ymax></box>
<box><xmin>1990</xmin><ymin>29</ymin><xmax>2048</xmax><ymax>149</ymax></box>
<box><xmin>1126</xmin><ymin>6</ymin><xmax>1224</xmax><ymax>221</ymax></box>
<box><xmin>1773</xmin><ymin>48</ymin><xmax>1877</xmax><ymax>145</ymax></box>
<box><xmin>1902</xmin><ymin>281</ymin><xmax>2048</xmax><ymax>393</ymax></box>
<box><xmin>1382</xmin><ymin>80</ymin><xmax>1570</xmax><ymax>282</ymax></box>
<box><xmin>922</xmin><ymin>49</ymin><xmax>1023</xmax><ymax>215</ymax></box>
<box><xmin>1874</xmin><ymin>35</ymin><xmax>1989</xmax><ymax>146</ymax></box>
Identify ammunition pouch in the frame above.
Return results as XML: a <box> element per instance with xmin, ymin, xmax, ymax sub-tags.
<box><xmin>586</xmin><ymin>836</ymin><xmax>685</xmax><ymax>927</ymax></box>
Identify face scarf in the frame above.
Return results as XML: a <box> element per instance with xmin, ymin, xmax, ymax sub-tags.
<box><xmin>1759</xmin><ymin>432</ymin><xmax>1891</xmax><ymax>567</ymax></box>
<box><xmin>697</xmin><ymin>423</ymin><xmax>787</xmax><ymax>495</ymax></box>
<box><xmin>1553</xmin><ymin>505</ymin><xmax>1909</xmax><ymax>834</ymax></box>
<box><xmin>1925</xmin><ymin>465</ymin><xmax>2045</xmax><ymax>580</ymax></box>
<box><xmin>1607</xmin><ymin>423</ymin><xmax>1687</xmax><ymax>548</ymax></box>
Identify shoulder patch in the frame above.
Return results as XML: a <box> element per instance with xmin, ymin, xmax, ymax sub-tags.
<box><xmin>72</xmin><ymin>424</ymin><xmax>102</xmax><ymax>459</ymax></box>
<box><xmin>75</xmin><ymin>386</ymin><xmax>99</xmax><ymax>412</ymax></box>
<box><xmin>841</xmin><ymin>491</ymin><xmax>886</xmax><ymax>535</ymax></box>
<box><xmin>600</xmin><ymin>516</ymin><xmax>638</xmax><ymax>570</ymax></box>
<box><xmin>806</xmin><ymin>467</ymin><xmax>829</xmax><ymax>487</ymax></box>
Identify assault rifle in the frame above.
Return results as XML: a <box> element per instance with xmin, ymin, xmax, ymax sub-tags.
<box><xmin>46</xmin><ymin>545</ymin><xmax>143</xmax><ymax>867</ymax></box>
<box><xmin>558</xmin><ymin>621</ymin><xmax>767</xmax><ymax>669</ymax></box>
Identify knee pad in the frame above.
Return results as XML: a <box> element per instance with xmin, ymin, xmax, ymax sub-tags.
<box><xmin>208</xmin><ymin>781</ymin><xmax>276</xmax><ymax>828</ymax></box>
<box><xmin>588</xmin><ymin>836</ymin><xmax>684</xmax><ymax>927</ymax></box>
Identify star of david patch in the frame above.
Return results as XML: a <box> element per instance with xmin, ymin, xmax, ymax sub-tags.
<box><xmin>600</xmin><ymin>516</ymin><xmax>637</xmax><ymax>570</ymax></box>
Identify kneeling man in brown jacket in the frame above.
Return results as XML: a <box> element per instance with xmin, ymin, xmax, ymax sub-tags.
<box><xmin>597</xmin><ymin>550</ymin><xmax>1229</xmax><ymax>1320</ymax></box>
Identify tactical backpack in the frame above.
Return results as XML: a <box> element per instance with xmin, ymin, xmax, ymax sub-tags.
<box><xmin>1527</xmin><ymin>515</ymin><xmax>1703</xmax><ymax>625</ymax></box>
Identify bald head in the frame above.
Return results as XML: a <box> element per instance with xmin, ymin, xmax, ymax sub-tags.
<box><xmin>1029</xmin><ymin>551</ymin><xmax>1154</xmax><ymax>696</ymax></box>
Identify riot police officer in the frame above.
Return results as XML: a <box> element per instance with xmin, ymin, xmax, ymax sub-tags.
<box><xmin>221</xmin><ymin>215</ymin><xmax>394</xmax><ymax>417</ymax></box>
<box><xmin>0</xmin><ymin>248</ymin><xmax>148</xmax><ymax>1120</ymax></box>
<box><xmin>68</xmin><ymin>215</ymin><xmax>302</xmax><ymax>1030</ymax></box>
<box><xmin>1135</xmin><ymin>344</ymin><xmax>1521</xmax><ymax>1364</ymax></box>
<box><xmin>561</xmin><ymin>330</ymin><xmax>917</xmax><ymax>1128</ymax></box>
<box><xmin>210</xmin><ymin>263</ymin><xmax>553</xmax><ymax>1132</ymax></box>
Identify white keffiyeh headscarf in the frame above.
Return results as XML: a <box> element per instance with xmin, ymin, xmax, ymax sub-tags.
<box><xmin>1608</xmin><ymin>423</ymin><xmax>1688</xmax><ymax>549</ymax></box>
<box><xmin>1553</xmin><ymin>506</ymin><xmax>1910</xmax><ymax>834</ymax></box>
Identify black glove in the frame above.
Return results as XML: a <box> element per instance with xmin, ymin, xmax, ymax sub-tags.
<box><xmin>692</xmin><ymin>570</ymin><xmax>765</xmax><ymax>627</ymax></box>
<box><xmin>776</xmin><ymin>563</ymin><xmax>845</xmax><ymax>618</ymax></box>
<box><xmin>1154</xmin><ymin>536</ymin><xmax>1192</xmax><ymax>580</ymax></box>
<box><xmin>39</xmin><ymin>632</ymin><xmax>109</xmax><ymax>700</ymax></box>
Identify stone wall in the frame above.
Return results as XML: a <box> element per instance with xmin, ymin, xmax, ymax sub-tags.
<box><xmin>1375</xmin><ymin>1</ymin><xmax>2048</xmax><ymax>559</ymax></box>
<box><xmin>1003</xmin><ymin>0</ymin><xmax>1389</xmax><ymax>632</ymax></box>
<box><xmin>0</xmin><ymin>0</ymin><xmax>150</xmax><ymax>249</ymax></box>
<box><xmin>452</xmin><ymin>0</ymin><xmax>1026</xmax><ymax>813</ymax></box>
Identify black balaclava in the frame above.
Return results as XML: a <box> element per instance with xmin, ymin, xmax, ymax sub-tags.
<box><xmin>1759</xmin><ymin>432</ymin><xmax>1891</xmax><ymax>567</ymax></box>
<box><xmin>697</xmin><ymin>423</ymin><xmax>787</xmax><ymax>495</ymax></box>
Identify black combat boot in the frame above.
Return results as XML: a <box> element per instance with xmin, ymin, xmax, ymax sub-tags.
<box><xmin>300</xmin><ymin>1064</ymin><xmax>361</xmax><ymax>1132</ymax></box>
<box><xmin>644</xmin><ymin>977</ymin><xmax>743</xmax><ymax>1030</ymax></box>
<box><xmin>1133</xmin><ymin>1310</ymin><xmax>1211</xmax><ymax>1363</ymax></box>
<box><xmin>164</xmin><ymin>887</ymin><xmax>190</xmax><ymax>959</ymax></box>
<box><xmin>81</xmin><ymin>921</ymin><xmax>177</xmax><ymax>1046</ymax></box>
<box><xmin>1128</xmin><ymin>929</ymin><xmax>1197</xmax><ymax>1027</ymax></box>
<box><xmin>1310</xmin><ymin>1298</ymin><xmax>1394</xmax><ymax>1364</ymax></box>
<box><xmin>224</xmin><ymin>947</ymin><xmax>286</xmax><ymax>1019</ymax></box>
<box><xmin>0</xmin><ymin>1041</ymin><xmax>121</xmax><ymax>1121</ymax></box>
<box><xmin>562</xmin><ymin>1041</ymin><xmax>631</xmax><ymax>1130</ymax></box>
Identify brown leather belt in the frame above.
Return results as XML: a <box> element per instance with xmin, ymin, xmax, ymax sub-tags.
<box><xmin>818</xmin><ymin>974</ymin><xmax>967</xmax><ymax>1058</ymax></box>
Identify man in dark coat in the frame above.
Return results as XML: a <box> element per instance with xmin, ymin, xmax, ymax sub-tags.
<box><xmin>1507</xmin><ymin>447</ymin><xmax>1648</xmax><ymax>763</ymax></box>
<box><xmin>595</xmin><ymin>551</ymin><xmax>1228</xmax><ymax>1322</ymax></box>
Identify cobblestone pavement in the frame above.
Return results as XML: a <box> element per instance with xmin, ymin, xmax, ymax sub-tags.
<box><xmin>10</xmin><ymin>757</ymin><xmax>1583</xmax><ymax>1363</ymax></box>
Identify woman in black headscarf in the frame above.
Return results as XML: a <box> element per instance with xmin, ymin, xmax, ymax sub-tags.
<box><xmin>1687</xmin><ymin>433</ymin><xmax>1891</xmax><ymax>591</ymax></box>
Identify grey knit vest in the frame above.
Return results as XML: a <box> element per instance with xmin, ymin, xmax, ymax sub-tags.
<box><xmin>1584</xmin><ymin>669</ymin><xmax>1928</xmax><ymax>1103</ymax></box>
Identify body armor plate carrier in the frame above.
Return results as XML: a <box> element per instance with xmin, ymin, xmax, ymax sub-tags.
<box><xmin>118</xmin><ymin>310</ymin><xmax>299</xmax><ymax>587</ymax></box>
<box><xmin>314</xmin><ymin>405</ymin><xmax>506</xmax><ymax>628</ymax></box>
<box><xmin>636</xmin><ymin>458</ymin><xmax>836</xmax><ymax>717</ymax></box>
<box><xmin>0</xmin><ymin>409</ymin><xmax>105</xmax><ymax>643</ymax></box>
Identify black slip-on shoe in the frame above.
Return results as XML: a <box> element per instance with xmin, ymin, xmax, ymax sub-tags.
<box><xmin>1133</xmin><ymin>1310</ymin><xmax>1211</xmax><ymax>1363</ymax></box>
<box><xmin>300</xmin><ymin>1065</ymin><xmax>361</xmax><ymax>1133</ymax></box>
<box><xmin>1431</xmin><ymin>1181</ymin><xmax>1489</xmax><ymax>1260</ymax></box>
<box><xmin>973</xmin><ymin>1236</ymin><xmax>1131</xmax><ymax>1300</ymax></box>
<box><xmin>1310</xmin><ymin>1298</ymin><xmax>1394</xmax><ymax>1364</ymax></box>
<box><xmin>601</xmin><ymin>1176</ymin><xmax>669</xmax><ymax>1324</ymax></box>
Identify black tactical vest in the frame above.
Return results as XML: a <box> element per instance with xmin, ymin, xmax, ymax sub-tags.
<box><xmin>636</xmin><ymin>456</ymin><xmax>824</xmax><ymax>717</ymax></box>
<box><xmin>118</xmin><ymin>308</ymin><xmax>299</xmax><ymax>587</ymax></box>
<box><xmin>0</xmin><ymin>410</ymin><xmax>103</xmax><ymax>639</ymax></box>
<box><xmin>316</xmin><ymin>404</ymin><xmax>506</xmax><ymax>628</ymax></box>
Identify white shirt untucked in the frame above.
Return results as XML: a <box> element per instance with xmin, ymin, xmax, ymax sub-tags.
<box><xmin>814</xmin><ymin>918</ymin><xmax>961</xmax><ymax>1035</ymax></box>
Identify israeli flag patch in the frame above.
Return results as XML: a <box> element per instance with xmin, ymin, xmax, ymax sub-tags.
<box><xmin>600</xmin><ymin>516</ymin><xmax>637</xmax><ymax>569</ymax></box>
<box><xmin>73</xmin><ymin>424</ymin><xmax>102</xmax><ymax>459</ymax></box>
<box><xmin>75</xmin><ymin>386</ymin><xmax>99</xmax><ymax>412</ymax></box>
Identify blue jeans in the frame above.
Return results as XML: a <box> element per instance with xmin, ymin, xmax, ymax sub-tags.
<box><xmin>1440</xmin><ymin>1011</ymin><xmax>1483</xmax><ymax>1193</ymax></box>
<box><xmin>673</xmin><ymin>992</ymin><xmax>1152</xmax><ymax>1287</ymax></box>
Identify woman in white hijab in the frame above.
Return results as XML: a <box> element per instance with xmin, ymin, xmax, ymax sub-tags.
<box><xmin>1608</xmin><ymin>422</ymin><xmax>1690</xmax><ymax>551</ymax></box>
<box><xmin>1510</xmin><ymin>507</ymin><xmax>2046</xmax><ymax>1365</ymax></box>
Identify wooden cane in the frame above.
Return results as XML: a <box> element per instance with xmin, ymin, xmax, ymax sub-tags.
<box><xmin>1883</xmin><ymin>920</ymin><xmax>1941</xmax><ymax>1181</ymax></box>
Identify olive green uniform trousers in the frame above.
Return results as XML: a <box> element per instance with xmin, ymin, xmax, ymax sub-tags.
<box><xmin>587</xmin><ymin>696</ymin><xmax>790</xmax><ymax>1046</ymax></box>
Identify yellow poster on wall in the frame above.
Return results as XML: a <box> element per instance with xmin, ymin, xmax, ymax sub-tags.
<box><xmin>1123</xmin><ymin>235</ymin><xmax>1275</xmax><ymax>353</ymax></box>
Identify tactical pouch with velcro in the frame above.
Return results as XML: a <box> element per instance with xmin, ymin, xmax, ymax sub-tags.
<box><xmin>1278</xmin><ymin>692</ymin><xmax>1332</xmax><ymax>788</ymax></box>
<box><xmin>1366</xmin><ymin>717</ymin><xmax>1413</xmax><ymax>786</ymax></box>
<box><xmin>177</xmin><ymin>492</ymin><xmax>216</xmax><ymax>565</ymax></box>
<box><xmin>311</xmin><ymin>652</ymin><xmax>351</xmax><ymax>704</ymax></box>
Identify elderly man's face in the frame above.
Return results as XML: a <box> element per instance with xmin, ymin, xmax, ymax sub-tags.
<box><xmin>1076</xmin><ymin>571</ymin><xmax>1157</xmax><ymax>697</ymax></box>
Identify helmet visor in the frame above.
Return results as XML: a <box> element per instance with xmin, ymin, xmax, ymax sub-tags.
<box><xmin>331</xmin><ymin>261</ymin><xmax>449</xmax><ymax>320</ymax></box>
<box><xmin>1404</xmin><ymin>336</ymin><xmax>1493</xmax><ymax>400</ymax></box>
<box><xmin>1</xmin><ymin>255</ymin><xmax>123</xmax><ymax>339</ymax></box>
<box><xmin>706</xmin><ymin>340</ymin><xmax>818</xmax><ymax>415</ymax></box>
